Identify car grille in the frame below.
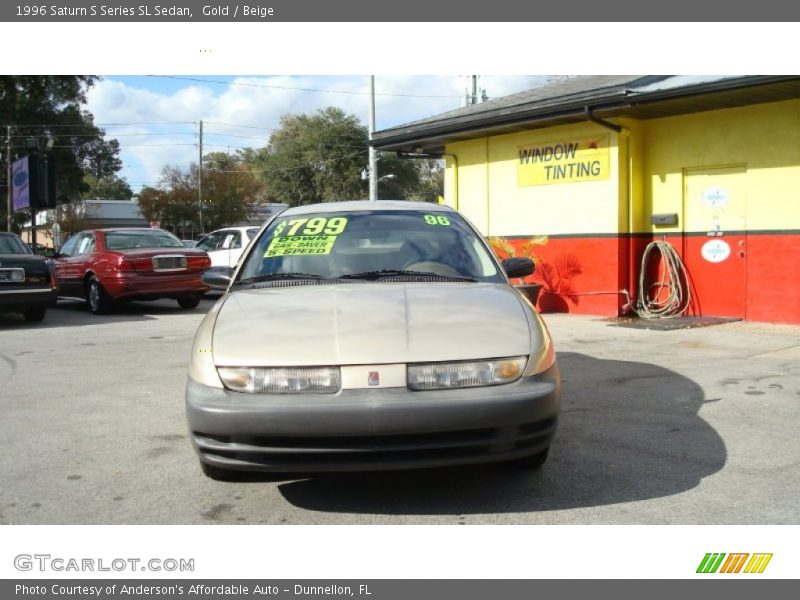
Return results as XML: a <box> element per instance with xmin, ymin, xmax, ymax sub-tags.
<box><xmin>193</xmin><ymin>418</ymin><xmax>557</xmax><ymax>470</ymax></box>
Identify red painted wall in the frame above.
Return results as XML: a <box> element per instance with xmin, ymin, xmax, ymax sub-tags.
<box><xmin>498</xmin><ymin>233</ymin><xmax>800</xmax><ymax>324</ymax></box>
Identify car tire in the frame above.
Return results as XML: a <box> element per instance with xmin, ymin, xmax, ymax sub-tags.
<box><xmin>200</xmin><ymin>461</ymin><xmax>241</xmax><ymax>481</ymax></box>
<box><xmin>86</xmin><ymin>276</ymin><xmax>114</xmax><ymax>315</ymax></box>
<box><xmin>23</xmin><ymin>305</ymin><xmax>47</xmax><ymax>322</ymax></box>
<box><xmin>508</xmin><ymin>447</ymin><xmax>549</xmax><ymax>470</ymax></box>
<box><xmin>177</xmin><ymin>295</ymin><xmax>202</xmax><ymax>310</ymax></box>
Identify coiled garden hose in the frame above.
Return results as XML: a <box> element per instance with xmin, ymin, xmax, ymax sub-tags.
<box><xmin>636</xmin><ymin>240</ymin><xmax>691</xmax><ymax>319</ymax></box>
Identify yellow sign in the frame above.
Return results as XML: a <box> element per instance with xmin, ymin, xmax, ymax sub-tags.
<box><xmin>517</xmin><ymin>134</ymin><xmax>610</xmax><ymax>186</ymax></box>
<box><xmin>265</xmin><ymin>235</ymin><xmax>337</xmax><ymax>257</ymax></box>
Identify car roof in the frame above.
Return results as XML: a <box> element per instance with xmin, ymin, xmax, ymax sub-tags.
<box><xmin>280</xmin><ymin>200</ymin><xmax>454</xmax><ymax>216</ymax></box>
<box><xmin>94</xmin><ymin>228</ymin><xmax>175</xmax><ymax>233</ymax></box>
<box><xmin>204</xmin><ymin>226</ymin><xmax>261</xmax><ymax>234</ymax></box>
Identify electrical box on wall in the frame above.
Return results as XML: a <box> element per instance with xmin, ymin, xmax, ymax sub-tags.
<box><xmin>651</xmin><ymin>213</ymin><xmax>679</xmax><ymax>226</ymax></box>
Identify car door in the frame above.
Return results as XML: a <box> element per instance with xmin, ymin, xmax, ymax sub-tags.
<box><xmin>61</xmin><ymin>233</ymin><xmax>96</xmax><ymax>298</ymax></box>
<box><xmin>54</xmin><ymin>234</ymin><xmax>83</xmax><ymax>297</ymax></box>
<box><xmin>195</xmin><ymin>231</ymin><xmax>225</xmax><ymax>267</ymax></box>
<box><xmin>220</xmin><ymin>230</ymin><xmax>242</xmax><ymax>267</ymax></box>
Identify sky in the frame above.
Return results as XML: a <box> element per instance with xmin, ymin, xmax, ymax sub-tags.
<box><xmin>85</xmin><ymin>75</ymin><xmax>553</xmax><ymax>193</ymax></box>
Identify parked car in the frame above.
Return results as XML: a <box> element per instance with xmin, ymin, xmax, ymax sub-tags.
<box><xmin>0</xmin><ymin>232</ymin><xmax>58</xmax><ymax>322</ymax></box>
<box><xmin>186</xmin><ymin>201</ymin><xmax>561</xmax><ymax>480</ymax></box>
<box><xmin>181</xmin><ymin>239</ymin><xmax>197</xmax><ymax>248</ymax></box>
<box><xmin>194</xmin><ymin>226</ymin><xmax>261</xmax><ymax>267</ymax></box>
<box><xmin>54</xmin><ymin>228</ymin><xmax>211</xmax><ymax>314</ymax></box>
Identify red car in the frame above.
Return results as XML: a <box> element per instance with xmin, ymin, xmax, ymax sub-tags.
<box><xmin>54</xmin><ymin>228</ymin><xmax>211</xmax><ymax>314</ymax></box>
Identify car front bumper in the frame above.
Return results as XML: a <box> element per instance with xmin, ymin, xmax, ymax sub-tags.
<box><xmin>185</xmin><ymin>363</ymin><xmax>560</xmax><ymax>472</ymax></box>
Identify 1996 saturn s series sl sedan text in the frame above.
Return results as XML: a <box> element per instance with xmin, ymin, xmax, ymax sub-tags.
<box><xmin>186</xmin><ymin>201</ymin><xmax>561</xmax><ymax>480</ymax></box>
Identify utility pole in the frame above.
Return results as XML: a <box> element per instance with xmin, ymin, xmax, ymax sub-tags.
<box><xmin>5</xmin><ymin>125</ymin><xmax>11</xmax><ymax>232</ymax></box>
<box><xmin>368</xmin><ymin>76</ymin><xmax>377</xmax><ymax>202</ymax></box>
<box><xmin>471</xmin><ymin>75</ymin><xmax>478</xmax><ymax>106</ymax></box>
<box><xmin>198</xmin><ymin>120</ymin><xmax>204</xmax><ymax>233</ymax></box>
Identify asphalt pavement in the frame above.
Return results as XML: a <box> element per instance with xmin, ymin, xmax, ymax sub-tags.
<box><xmin>1</xmin><ymin>298</ymin><xmax>798</xmax><ymax>524</ymax></box>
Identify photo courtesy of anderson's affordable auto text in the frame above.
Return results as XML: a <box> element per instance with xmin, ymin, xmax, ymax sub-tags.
<box><xmin>1</xmin><ymin>0</ymin><xmax>799</xmax><ymax>595</ymax></box>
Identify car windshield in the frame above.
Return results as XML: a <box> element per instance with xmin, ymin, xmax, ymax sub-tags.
<box><xmin>104</xmin><ymin>230</ymin><xmax>185</xmax><ymax>250</ymax></box>
<box><xmin>0</xmin><ymin>235</ymin><xmax>31</xmax><ymax>254</ymax></box>
<box><xmin>236</xmin><ymin>209</ymin><xmax>503</xmax><ymax>284</ymax></box>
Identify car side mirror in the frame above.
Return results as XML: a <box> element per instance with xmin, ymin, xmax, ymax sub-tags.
<box><xmin>502</xmin><ymin>257</ymin><xmax>535</xmax><ymax>279</ymax></box>
<box><xmin>202</xmin><ymin>266</ymin><xmax>234</xmax><ymax>290</ymax></box>
<box><xmin>42</xmin><ymin>249</ymin><xmax>56</xmax><ymax>258</ymax></box>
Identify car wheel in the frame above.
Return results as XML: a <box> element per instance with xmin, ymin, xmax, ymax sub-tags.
<box><xmin>200</xmin><ymin>461</ymin><xmax>241</xmax><ymax>481</ymax></box>
<box><xmin>177</xmin><ymin>295</ymin><xmax>202</xmax><ymax>310</ymax></box>
<box><xmin>86</xmin><ymin>276</ymin><xmax>113</xmax><ymax>315</ymax></box>
<box><xmin>23</xmin><ymin>305</ymin><xmax>47</xmax><ymax>322</ymax></box>
<box><xmin>508</xmin><ymin>447</ymin><xmax>549</xmax><ymax>470</ymax></box>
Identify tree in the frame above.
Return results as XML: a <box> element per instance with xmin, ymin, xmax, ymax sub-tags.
<box><xmin>201</xmin><ymin>166</ymin><xmax>262</xmax><ymax>230</ymax></box>
<box><xmin>374</xmin><ymin>152</ymin><xmax>424</xmax><ymax>201</ymax></box>
<box><xmin>408</xmin><ymin>158</ymin><xmax>444</xmax><ymax>203</ymax></box>
<box><xmin>137</xmin><ymin>173</ymin><xmax>198</xmax><ymax>237</ymax></box>
<box><xmin>82</xmin><ymin>174</ymin><xmax>133</xmax><ymax>200</ymax></box>
<box><xmin>255</xmin><ymin>107</ymin><xmax>369</xmax><ymax>205</ymax></box>
<box><xmin>137</xmin><ymin>157</ymin><xmax>263</xmax><ymax>236</ymax></box>
<box><xmin>50</xmin><ymin>202</ymin><xmax>91</xmax><ymax>241</ymax></box>
<box><xmin>242</xmin><ymin>107</ymin><xmax>442</xmax><ymax>205</ymax></box>
<box><xmin>0</xmin><ymin>76</ymin><xmax>124</xmax><ymax>229</ymax></box>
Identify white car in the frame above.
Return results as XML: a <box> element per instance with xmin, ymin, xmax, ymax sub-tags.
<box><xmin>194</xmin><ymin>226</ymin><xmax>261</xmax><ymax>267</ymax></box>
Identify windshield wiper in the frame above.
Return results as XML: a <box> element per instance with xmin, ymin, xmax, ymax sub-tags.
<box><xmin>234</xmin><ymin>272</ymin><xmax>331</xmax><ymax>287</ymax></box>
<box><xmin>339</xmin><ymin>269</ymin><xmax>477</xmax><ymax>282</ymax></box>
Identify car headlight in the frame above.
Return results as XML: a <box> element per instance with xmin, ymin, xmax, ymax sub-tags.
<box><xmin>408</xmin><ymin>357</ymin><xmax>526</xmax><ymax>391</ymax></box>
<box><xmin>217</xmin><ymin>366</ymin><xmax>341</xmax><ymax>394</ymax></box>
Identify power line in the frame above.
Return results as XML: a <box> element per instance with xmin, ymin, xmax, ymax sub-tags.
<box><xmin>204</xmin><ymin>121</ymin><xmax>276</xmax><ymax>130</ymax></box>
<box><xmin>15</xmin><ymin>143</ymin><xmax>200</xmax><ymax>149</ymax></box>
<box><xmin>202</xmin><ymin>131</ymin><xmax>268</xmax><ymax>140</ymax></box>
<box><xmin>204</xmin><ymin>150</ymin><xmax>367</xmax><ymax>175</ymax></box>
<box><xmin>10</xmin><ymin>132</ymin><xmax>196</xmax><ymax>138</ymax></box>
<box><xmin>148</xmin><ymin>75</ymin><xmax>463</xmax><ymax>99</ymax></box>
<box><xmin>0</xmin><ymin>121</ymin><xmax>196</xmax><ymax>128</ymax></box>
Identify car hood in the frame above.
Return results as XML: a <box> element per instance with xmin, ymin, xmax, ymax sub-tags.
<box><xmin>212</xmin><ymin>282</ymin><xmax>533</xmax><ymax>366</ymax></box>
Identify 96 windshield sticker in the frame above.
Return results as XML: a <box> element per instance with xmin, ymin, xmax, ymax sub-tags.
<box><xmin>265</xmin><ymin>217</ymin><xmax>348</xmax><ymax>257</ymax></box>
<box><xmin>423</xmin><ymin>214</ymin><xmax>451</xmax><ymax>226</ymax></box>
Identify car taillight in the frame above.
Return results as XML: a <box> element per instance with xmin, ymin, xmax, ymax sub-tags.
<box><xmin>47</xmin><ymin>259</ymin><xmax>57</xmax><ymax>289</ymax></box>
<box><xmin>115</xmin><ymin>257</ymin><xmax>135</xmax><ymax>272</ymax></box>
<box><xmin>188</xmin><ymin>255</ymin><xmax>211</xmax><ymax>269</ymax></box>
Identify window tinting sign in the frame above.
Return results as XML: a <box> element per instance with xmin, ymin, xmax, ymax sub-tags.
<box><xmin>701</xmin><ymin>239</ymin><xmax>731</xmax><ymax>263</ymax></box>
<box><xmin>702</xmin><ymin>187</ymin><xmax>729</xmax><ymax>208</ymax></box>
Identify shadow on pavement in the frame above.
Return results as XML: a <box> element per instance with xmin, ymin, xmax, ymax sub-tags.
<box><xmin>0</xmin><ymin>297</ymin><xmax>214</xmax><ymax>330</ymax></box>
<box><xmin>270</xmin><ymin>352</ymin><xmax>726</xmax><ymax>515</ymax></box>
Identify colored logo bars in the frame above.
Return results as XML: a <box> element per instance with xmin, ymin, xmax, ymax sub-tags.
<box><xmin>697</xmin><ymin>553</ymin><xmax>773</xmax><ymax>574</ymax></box>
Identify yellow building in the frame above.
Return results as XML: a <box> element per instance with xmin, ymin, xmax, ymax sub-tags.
<box><xmin>373</xmin><ymin>76</ymin><xmax>800</xmax><ymax>324</ymax></box>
